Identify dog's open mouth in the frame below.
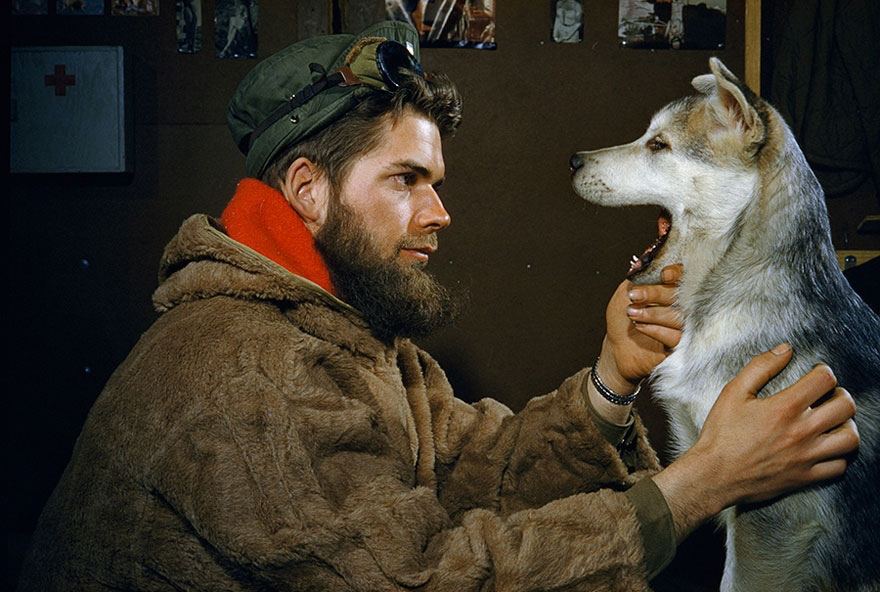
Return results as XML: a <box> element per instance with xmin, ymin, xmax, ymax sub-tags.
<box><xmin>627</xmin><ymin>208</ymin><xmax>672</xmax><ymax>278</ymax></box>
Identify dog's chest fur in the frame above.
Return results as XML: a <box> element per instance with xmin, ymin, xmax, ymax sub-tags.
<box><xmin>650</xmin><ymin>295</ymin><xmax>783</xmax><ymax>447</ymax></box>
<box><xmin>647</xmin><ymin>275</ymin><xmax>852</xmax><ymax>592</ymax></box>
<box><xmin>652</xmin><ymin>334</ymin><xmax>721</xmax><ymax>449</ymax></box>
<box><xmin>652</xmin><ymin>333</ymin><xmax>835</xmax><ymax>592</ymax></box>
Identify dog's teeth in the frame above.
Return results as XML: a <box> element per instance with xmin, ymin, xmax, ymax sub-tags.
<box><xmin>631</xmin><ymin>255</ymin><xmax>639</xmax><ymax>262</ymax></box>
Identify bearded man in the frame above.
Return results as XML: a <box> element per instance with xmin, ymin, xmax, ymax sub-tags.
<box><xmin>19</xmin><ymin>21</ymin><xmax>858</xmax><ymax>592</ymax></box>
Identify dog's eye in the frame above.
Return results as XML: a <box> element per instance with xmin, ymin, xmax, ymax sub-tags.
<box><xmin>647</xmin><ymin>137</ymin><xmax>669</xmax><ymax>152</ymax></box>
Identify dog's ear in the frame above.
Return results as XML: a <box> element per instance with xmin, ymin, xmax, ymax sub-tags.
<box><xmin>701</xmin><ymin>57</ymin><xmax>765</xmax><ymax>150</ymax></box>
<box><xmin>691</xmin><ymin>73</ymin><xmax>716</xmax><ymax>95</ymax></box>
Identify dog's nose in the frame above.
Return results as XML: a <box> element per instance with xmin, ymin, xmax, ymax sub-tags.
<box><xmin>569</xmin><ymin>153</ymin><xmax>584</xmax><ymax>172</ymax></box>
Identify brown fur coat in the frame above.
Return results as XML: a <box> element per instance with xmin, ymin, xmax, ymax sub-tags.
<box><xmin>19</xmin><ymin>214</ymin><xmax>662</xmax><ymax>591</ymax></box>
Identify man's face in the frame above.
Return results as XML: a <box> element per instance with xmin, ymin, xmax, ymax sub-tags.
<box><xmin>336</xmin><ymin>110</ymin><xmax>450</xmax><ymax>264</ymax></box>
<box><xmin>314</xmin><ymin>109</ymin><xmax>462</xmax><ymax>340</ymax></box>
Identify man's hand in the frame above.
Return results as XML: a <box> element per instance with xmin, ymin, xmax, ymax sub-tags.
<box><xmin>599</xmin><ymin>264</ymin><xmax>683</xmax><ymax>393</ymax></box>
<box><xmin>653</xmin><ymin>344</ymin><xmax>860</xmax><ymax>542</ymax></box>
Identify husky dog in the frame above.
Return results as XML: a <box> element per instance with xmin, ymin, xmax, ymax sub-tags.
<box><xmin>571</xmin><ymin>58</ymin><xmax>880</xmax><ymax>592</ymax></box>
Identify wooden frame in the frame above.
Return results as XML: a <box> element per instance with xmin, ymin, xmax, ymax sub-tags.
<box><xmin>745</xmin><ymin>0</ymin><xmax>761</xmax><ymax>94</ymax></box>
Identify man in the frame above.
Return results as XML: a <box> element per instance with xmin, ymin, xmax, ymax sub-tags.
<box><xmin>19</xmin><ymin>21</ymin><xmax>858</xmax><ymax>591</ymax></box>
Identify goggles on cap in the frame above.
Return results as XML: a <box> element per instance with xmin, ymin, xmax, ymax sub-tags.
<box><xmin>241</xmin><ymin>39</ymin><xmax>424</xmax><ymax>155</ymax></box>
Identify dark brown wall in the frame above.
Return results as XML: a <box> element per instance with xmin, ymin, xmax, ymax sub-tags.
<box><xmin>9</xmin><ymin>1</ymin><xmax>834</xmax><ymax>588</ymax></box>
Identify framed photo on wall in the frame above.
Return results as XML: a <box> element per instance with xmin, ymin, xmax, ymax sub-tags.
<box><xmin>618</xmin><ymin>0</ymin><xmax>726</xmax><ymax>50</ymax></box>
<box><xmin>215</xmin><ymin>0</ymin><xmax>258</xmax><ymax>58</ymax></box>
<box><xmin>387</xmin><ymin>0</ymin><xmax>496</xmax><ymax>49</ymax></box>
<box><xmin>111</xmin><ymin>0</ymin><xmax>159</xmax><ymax>15</ymax></box>
<box><xmin>176</xmin><ymin>0</ymin><xmax>203</xmax><ymax>53</ymax></box>
<box><xmin>553</xmin><ymin>0</ymin><xmax>583</xmax><ymax>43</ymax></box>
<box><xmin>13</xmin><ymin>0</ymin><xmax>50</xmax><ymax>15</ymax></box>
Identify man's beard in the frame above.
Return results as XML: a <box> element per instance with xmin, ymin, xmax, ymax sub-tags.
<box><xmin>314</xmin><ymin>196</ymin><xmax>463</xmax><ymax>341</ymax></box>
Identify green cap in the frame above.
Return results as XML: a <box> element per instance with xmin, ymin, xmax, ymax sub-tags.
<box><xmin>227</xmin><ymin>21</ymin><xmax>422</xmax><ymax>179</ymax></box>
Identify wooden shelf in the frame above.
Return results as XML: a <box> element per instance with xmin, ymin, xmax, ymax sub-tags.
<box><xmin>836</xmin><ymin>250</ymin><xmax>879</xmax><ymax>270</ymax></box>
<box><xmin>857</xmin><ymin>215</ymin><xmax>880</xmax><ymax>235</ymax></box>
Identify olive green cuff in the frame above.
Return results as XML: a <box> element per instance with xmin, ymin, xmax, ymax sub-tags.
<box><xmin>625</xmin><ymin>478</ymin><xmax>677</xmax><ymax>580</ymax></box>
<box><xmin>584</xmin><ymin>377</ymin><xmax>636</xmax><ymax>448</ymax></box>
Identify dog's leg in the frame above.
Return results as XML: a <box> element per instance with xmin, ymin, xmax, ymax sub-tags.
<box><xmin>721</xmin><ymin>494</ymin><xmax>829</xmax><ymax>592</ymax></box>
<box><xmin>719</xmin><ymin>509</ymin><xmax>737</xmax><ymax>592</ymax></box>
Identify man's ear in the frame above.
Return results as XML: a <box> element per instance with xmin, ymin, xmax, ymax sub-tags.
<box><xmin>280</xmin><ymin>157</ymin><xmax>329</xmax><ymax>233</ymax></box>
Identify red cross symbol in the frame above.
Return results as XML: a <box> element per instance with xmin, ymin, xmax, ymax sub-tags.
<box><xmin>45</xmin><ymin>64</ymin><xmax>76</xmax><ymax>96</ymax></box>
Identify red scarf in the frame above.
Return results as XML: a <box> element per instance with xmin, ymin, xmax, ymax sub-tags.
<box><xmin>220</xmin><ymin>178</ymin><xmax>336</xmax><ymax>296</ymax></box>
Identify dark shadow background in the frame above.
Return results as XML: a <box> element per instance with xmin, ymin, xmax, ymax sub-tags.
<box><xmin>6</xmin><ymin>0</ymin><xmax>878</xmax><ymax>589</ymax></box>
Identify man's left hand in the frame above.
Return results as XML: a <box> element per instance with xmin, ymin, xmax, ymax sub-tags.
<box><xmin>600</xmin><ymin>264</ymin><xmax>683</xmax><ymax>390</ymax></box>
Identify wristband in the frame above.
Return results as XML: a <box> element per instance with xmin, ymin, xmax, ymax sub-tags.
<box><xmin>590</xmin><ymin>357</ymin><xmax>640</xmax><ymax>406</ymax></box>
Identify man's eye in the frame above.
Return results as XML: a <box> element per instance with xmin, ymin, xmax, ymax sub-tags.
<box><xmin>647</xmin><ymin>137</ymin><xmax>669</xmax><ymax>152</ymax></box>
<box><xmin>396</xmin><ymin>173</ymin><xmax>417</xmax><ymax>186</ymax></box>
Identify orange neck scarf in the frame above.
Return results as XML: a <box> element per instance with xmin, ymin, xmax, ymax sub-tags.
<box><xmin>220</xmin><ymin>178</ymin><xmax>336</xmax><ymax>296</ymax></box>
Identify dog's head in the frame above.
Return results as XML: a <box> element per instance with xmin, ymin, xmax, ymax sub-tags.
<box><xmin>570</xmin><ymin>58</ymin><xmax>771</xmax><ymax>283</ymax></box>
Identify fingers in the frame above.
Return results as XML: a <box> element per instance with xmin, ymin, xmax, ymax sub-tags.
<box><xmin>779</xmin><ymin>364</ymin><xmax>839</xmax><ymax>410</ymax></box>
<box><xmin>794</xmin><ymin>397</ymin><xmax>859</xmax><ymax>490</ymax></box>
<box><xmin>627</xmin><ymin>303</ymin><xmax>682</xmax><ymax>329</ymax></box>
<box><xmin>699</xmin><ymin>347</ymin><xmax>859</xmax><ymax>503</ymax></box>
<box><xmin>806</xmin><ymin>458</ymin><xmax>849</xmax><ymax>482</ymax></box>
<box><xmin>722</xmin><ymin>344</ymin><xmax>794</xmax><ymax>400</ymax></box>
<box><xmin>806</xmin><ymin>387</ymin><xmax>856</xmax><ymax>434</ymax></box>
<box><xmin>627</xmin><ymin>265</ymin><xmax>683</xmax><ymax>349</ymax></box>
<box><xmin>660</xmin><ymin>263</ymin><xmax>683</xmax><ymax>284</ymax></box>
<box><xmin>633</xmin><ymin>323</ymin><xmax>682</xmax><ymax>349</ymax></box>
<box><xmin>628</xmin><ymin>283</ymin><xmax>678</xmax><ymax>307</ymax></box>
<box><xmin>626</xmin><ymin>264</ymin><xmax>682</xmax><ymax>306</ymax></box>
<box><xmin>811</xmin><ymin>418</ymin><xmax>860</xmax><ymax>462</ymax></box>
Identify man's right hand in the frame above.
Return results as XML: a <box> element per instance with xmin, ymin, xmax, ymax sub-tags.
<box><xmin>652</xmin><ymin>344</ymin><xmax>859</xmax><ymax>542</ymax></box>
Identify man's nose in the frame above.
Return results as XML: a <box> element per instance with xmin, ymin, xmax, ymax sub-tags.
<box><xmin>570</xmin><ymin>153</ymin><xmax>584</xmax><ymax>172</ymax></box>
<box><xmin>414</xmin><ymin>187</ymin><xmax>451</xmax><ymax>232</ymax></box>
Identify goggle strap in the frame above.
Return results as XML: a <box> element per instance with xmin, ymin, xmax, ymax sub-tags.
<box><xmin>337</xmin><ymin>66</ymin><xmax>363</xmax><ymax>87</ymax></box>
<box><xmin>243</xmin><ymin>68</ymin><xmax>363</xmax><ymax>155</ymax></box>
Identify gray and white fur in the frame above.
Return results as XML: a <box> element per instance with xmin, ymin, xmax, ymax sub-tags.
<box><xmin>572</xmin><ymin>58</ymin><xmax>880</xmax><ymax>592</ymax></box>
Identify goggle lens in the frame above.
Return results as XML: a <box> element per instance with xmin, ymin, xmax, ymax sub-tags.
<box><xmin>375</xmin><ymin>40</ymin><xmax>424</xmax><ymax>90</ymax></box>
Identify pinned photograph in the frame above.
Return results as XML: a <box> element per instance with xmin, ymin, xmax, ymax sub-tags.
<box><xmin>57</xmin><ymin>0</ymin><xmax>104</xmax><ymax>15</ymax></box>
<box><xmin>552</xmin><ymin>0</ymin><xmax>583</xmax><ymax>43</ymax></box>
<box><xmin>387</xmin><ymin>0</ymin><xmax>496</xmax><ymax>50</ymax></box>
<box><xmin>618</xmin><ymin>0</ymin><xmax>726</xmax><ymax>50</ymax></box>
<box><xmin>13</xmin><ymin>0</ymin><xmax>49</xmax><ymax>15</ymax></box>
<box><xmin>176</xmin><ymin>0</ymin><xmax>203</xmax><ymax>53</ymax></box>
<box><xmin>215</xmin><ymin>0</ymin><xmax>258</xmax><ymax>59</ymax></box>
<box><xmin>111</xmin><ymin>0</ymin><xmax>158</xmax><ymax>15</ymax></box>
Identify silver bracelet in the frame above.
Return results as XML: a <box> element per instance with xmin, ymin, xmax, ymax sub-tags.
<box><xmin>590</xmin><ymin>357</ymin><xmax>640</xmax><ymax>406</ymax></box>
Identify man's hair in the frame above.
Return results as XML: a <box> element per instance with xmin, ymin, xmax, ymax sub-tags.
<box><xmin>262</xmin><ymin>70</ymin><xmax>462</xmax><ymax>192</ymax></box>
